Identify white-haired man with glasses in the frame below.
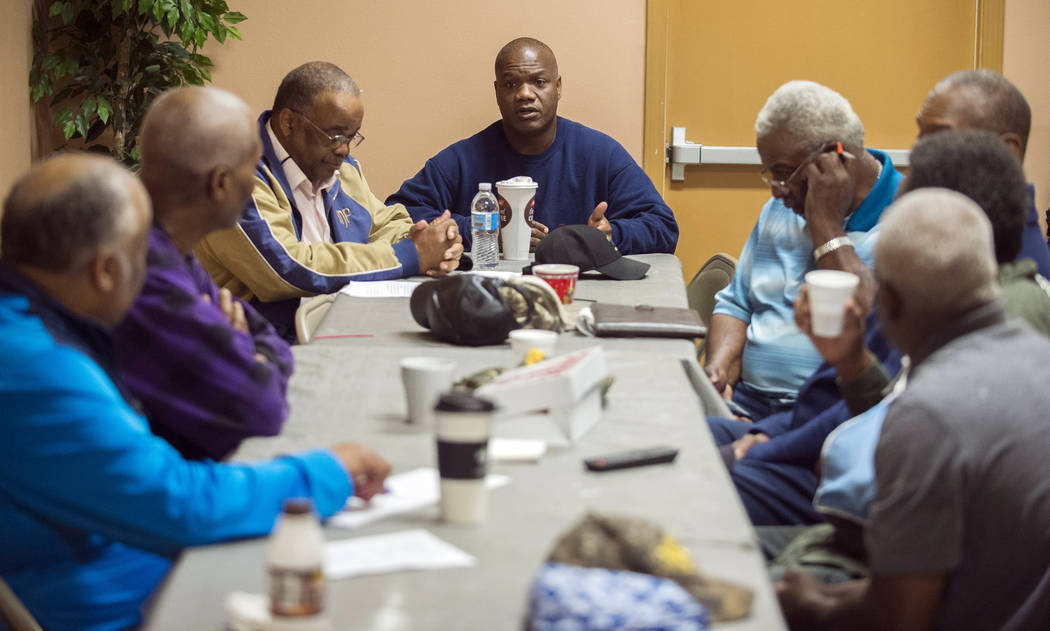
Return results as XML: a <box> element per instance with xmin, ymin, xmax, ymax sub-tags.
<box><xmin>196</xmin><ymin>61</ymin><xmax>463</xmax><ymax>341</ymax></box>
<box><xmin>704</xmin><ymin>80</ymin><xmax>903</xmax><ymax>425</ymax></box>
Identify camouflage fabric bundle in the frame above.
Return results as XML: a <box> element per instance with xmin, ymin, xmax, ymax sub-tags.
<box><xmin>546</xmin><ymin>512</ymin><xmax>754</xmax><ymax>622</ymax></box>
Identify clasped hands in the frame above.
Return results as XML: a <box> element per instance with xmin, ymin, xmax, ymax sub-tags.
<box><xmin>409</xmin><ymin>210</ymin><xmax>464</xmax><ymax>277</ymax></box>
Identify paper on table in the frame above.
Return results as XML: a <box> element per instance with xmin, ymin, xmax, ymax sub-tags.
<box><xmin>328</xmin><ymin>467</ymin><xmax>510</xmax><ymax>529</ymax></box>
<box><xmin>340</xmin><ymin>280</ymin><xmax>422</xmax><ymax>298</ymax></box>
<box><xmin>489</xmin><ymin>438</ymin><xmax>546</xmax><ymax>462</ymax></box>
<box><xmin>465</xmin><ymin>270</ymin><xmax>521</xmax><ymax>281</ymax></box>
<box><xmin>324</xmin><ymin>529</ymin><xmax>475</xmax><ymax>580</ymax></box>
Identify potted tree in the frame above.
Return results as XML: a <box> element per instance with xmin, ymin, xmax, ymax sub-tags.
<box><xmin>30</xmin><ymin>0</ymin><xmax>246</xmax><ymax>164</ymax></box>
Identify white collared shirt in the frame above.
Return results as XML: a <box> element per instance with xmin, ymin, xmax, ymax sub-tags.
<box><xmin>266</xmin><ymin>122</ymin><xmax>339</xmax><ymax>244</ymax></box>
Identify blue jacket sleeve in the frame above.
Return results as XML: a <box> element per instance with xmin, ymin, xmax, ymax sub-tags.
<box><xmin>1</xmin><ymin>346</ymin><xmax>352</xmax><ymax>557</ymax></box>
<box><xmin>387</xmin><ymin>159</ymin><xmax>474</xmax><ymax>249</ymax></box>
<box><xmin>746</xmin><ymin>400</ymin><xmax>852</xmax><ymax>469</ymax></box>
<box><xmin>603</xmin><ymin>146</ymin><xmax>679</xmax><ymax>255</ymax></box>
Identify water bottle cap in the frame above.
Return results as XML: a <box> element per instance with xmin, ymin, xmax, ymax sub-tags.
<box><xmin>478</xmin><ymin>182</ymin><xmax>492</xmax><ymax>191</ymax></box>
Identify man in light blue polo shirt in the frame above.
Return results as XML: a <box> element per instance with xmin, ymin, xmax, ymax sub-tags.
<box><xmin>704</xmin><ymin>81</ymin><xmax>903</xmax><ymax>420</ymax></box>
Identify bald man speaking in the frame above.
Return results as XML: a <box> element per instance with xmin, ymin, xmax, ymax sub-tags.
<box><xmin>112</xmin><ymin>86</ymin><xmax>294</xmax><ymax>461</ymax></box>
<box><xmin>388</xmin><ymin>37</ymin><xmax>678</xmax><ymax>255</ymax></box>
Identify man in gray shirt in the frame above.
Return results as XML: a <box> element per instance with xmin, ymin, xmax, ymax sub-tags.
<box><xmin>777</xmin><ymin>188</ymin><xmax>1050</xmax><ymax>630</ymax></box>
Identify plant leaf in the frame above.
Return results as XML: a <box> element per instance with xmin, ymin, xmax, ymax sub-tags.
<box><xmin>96</xmin><ymin>96</ymin><xmax>112</xmax><ymax>124</ymax></box>
<box><xmin>81</xmin><ymin>96</ymin><xmax>97</xmax><ymax>116</ymax></box>
<box><xmin>223</xmin><ymin>11</ymin><xmax>246</xmax><ymax>24</ymax></box>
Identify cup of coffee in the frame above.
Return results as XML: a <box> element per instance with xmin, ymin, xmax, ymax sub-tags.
<box><xmin>804</xmin><ymin>270</ymin><xmax>860</xmax><ymax>337</ymax></box>
<box><xmin>533</xmin><ymin>264</ymin><xmax>579</xmax><ymax>304</ymax></box>
<box><xmin>435</xmin><ymin>392</ymin><xmax>495</xmax><ymax>525</ymax></box>
<box><xmin>400</xmin><ymin>357</ymin><xmax>455</xmax><ymax>425</ymax></box>
<box><xmin>508</xmin><ymin>329</ymin><xmax>558</xmax><ymax>364</ymax></box>
<box><xmin>496</xmin><ymin>176</ymin><xmax>538</xmax><ymax>261</ymax></box>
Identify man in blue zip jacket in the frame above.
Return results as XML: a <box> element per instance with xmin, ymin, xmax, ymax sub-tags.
<box><xmin>0</xmin><ymin>153</ymin><xmax>390</xmax><ymax>630</ymax></box>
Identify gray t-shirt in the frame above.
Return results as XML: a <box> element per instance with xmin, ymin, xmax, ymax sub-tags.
<box><xmin>868</xmin><ymin>318</ymin><xmax>1050</xmax><ymax>631</ymax></box>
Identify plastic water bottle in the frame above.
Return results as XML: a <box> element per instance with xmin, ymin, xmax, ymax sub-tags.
<box><xmin>470</xmin><ymin>183</ymin><xmax>500</xmax><ymax>270</ymax></box>
<box><xmin>267</xmin><ymin>498</ymin><xmax>330</xmax><ymax>631</ymax></box>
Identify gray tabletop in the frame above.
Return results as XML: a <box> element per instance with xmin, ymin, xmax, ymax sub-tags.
<box><xmin>144</xmin><ymin>254</ymin><xmax>785</xmax><ymax>630</ymax></box>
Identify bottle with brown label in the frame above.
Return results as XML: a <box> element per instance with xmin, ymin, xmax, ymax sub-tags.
<box><xmin>267</xmin><ymin>498</ymin><xmax>330</xmax><ymax>631</ymax></box>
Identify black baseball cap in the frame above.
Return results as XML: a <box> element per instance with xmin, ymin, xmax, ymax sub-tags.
<box><xmin>527</xmin><ymin>225</ymin><xmax>650</xmax><ymax>280</ymax></box>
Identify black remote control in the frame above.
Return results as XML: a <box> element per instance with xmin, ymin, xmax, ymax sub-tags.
<box><xmin>584</xmin><ymin>446</ymin><xmax>679</xmax><ymax>472</ymax></box>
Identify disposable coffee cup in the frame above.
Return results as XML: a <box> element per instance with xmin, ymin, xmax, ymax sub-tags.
<box><xmin>496</xmin><ymin>176</ymin><xmax>538</xmax><ymax>261</ymax></box>
<box><xmin>508</xmin><ymin>329</ymin><xmax>558</xmax><ymax>364</ymax></box>
<box><xmin>400</xmin><ymin>357</ymin><xmax>455</xmax><ymax>425</ymax></box>
<box><xmin>805</xmin><ymin>270</ymin><xmax>860</xmax><ymax>337</ymax></box>
<box><xmin>435</xmin><ymin>393</ymin><xmax>495</xmax><ymax>525</ymax></box>
<box><xmin>533</xmin><ymin>263</ymin><xmax>579</xmax><ymax>304</ymax></box>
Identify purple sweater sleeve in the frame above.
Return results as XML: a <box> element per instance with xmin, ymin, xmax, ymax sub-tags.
<box><xmin>114</xmin><ymin>230</ymin><xmax>294</xmax><ymax>461</ymax></box>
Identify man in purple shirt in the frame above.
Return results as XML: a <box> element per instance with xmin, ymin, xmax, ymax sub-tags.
<box><xmin>113</xmin><ymin>86</ymin><xmax>292</xmax><ymax>461</ymax></box>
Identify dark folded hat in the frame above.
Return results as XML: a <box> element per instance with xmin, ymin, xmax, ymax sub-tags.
<box><xmin>531</xmin><ymin>225</ymin><xmax>650</xmax><ymax>280</ymax></box>
<box><xmin>410</xmin><ymin>275</ymin><xmax>566</xmax><ymax>346</ymax></box>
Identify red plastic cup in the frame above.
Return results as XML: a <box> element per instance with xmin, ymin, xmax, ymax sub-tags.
<box><xmin>533</xmin><ymin>264</ymin><xmax>579</xmax><ymax>305</ymax></box>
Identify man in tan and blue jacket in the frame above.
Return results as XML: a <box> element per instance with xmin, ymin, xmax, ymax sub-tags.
<box><xmin>197</xmin><ymin>61</ymin><xmax>462</xmax><ymax>340</ymax></box>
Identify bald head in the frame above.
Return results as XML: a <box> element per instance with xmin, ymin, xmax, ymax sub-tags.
<box><xmin>876</xmin><ymin>189</ymin><xmax>998</xmax><ymax>327</ymax></box>
<box><xmin>139</xmin><ymin>86</ymin><xmax>257</xmax><ymax>213</ymax></box>
<box><xmin>495</xmin><ymin>37</ymin><xmax>558</xmax><ymax>77</ymax></box>
<box><xmin>920</xmin><ymin>70</ymin><xmax>1031</xmax><ymax>157</ymax></box>
<box><xmin>2</xmin><ymin>153</ymin><xmax>146</xmax><ymax>272</ymax></box>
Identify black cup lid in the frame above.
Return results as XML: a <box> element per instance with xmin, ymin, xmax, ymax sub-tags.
<box><xmin>435</xmin><ymin>392</ymin><xmax>495</xmax><ymax>413</ymax></box>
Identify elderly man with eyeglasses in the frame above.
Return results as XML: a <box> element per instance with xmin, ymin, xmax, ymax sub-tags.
<box><xmin>197</xmin><ymin>61</ymin><xmax>463</xmax><ymax>341</ymax></box>
<box><xmin>703</xmin><ymin>80</ymin><xmax>903</xmax><ymax>423</ymax></box>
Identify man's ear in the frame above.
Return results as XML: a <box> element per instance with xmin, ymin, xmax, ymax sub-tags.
<box><xmin>90</xmin><ymin>248</ymin><xmax>118</xmax><ymax>294</ymax></box>
<box><xmin>273</xmin><ymin>108</ymin><xmax>294</xmax><ymax>136</ymax></box>
<box><xmin>880</xmin><ymin>281</ymin><xmax>904</xmax><ymax>322</ymax></box>
<box><xmin>555</xmin><ymin>76</ymin><xmax>562</xmax><ymax>100</ymax></box>
<box><xmin>207</xmin><ymin>167</ymin><xmax>231</xmax><ymax>203</ymax></box>
<box><xmin>999</xmin><ymin>132</ymin><xmax>1024</xmax><ymax>160</ymax></box>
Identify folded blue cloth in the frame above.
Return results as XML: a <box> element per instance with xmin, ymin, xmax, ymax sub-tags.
<box><xmin>527</xmin><ymin>563</ymin><xmax>710</xmax><ymax>631</ymax></box>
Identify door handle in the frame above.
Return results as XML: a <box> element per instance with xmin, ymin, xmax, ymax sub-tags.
<box><xmin>667</xmin><ymin>126</ymin><xmax>700</xmax><ymax>181</ymax></box>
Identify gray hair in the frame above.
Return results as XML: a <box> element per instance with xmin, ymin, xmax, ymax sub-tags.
<box><xmin>272</xmin><ymin>61</ymin><xmax>361</xmax><ymax>113</ymax></box>
<box><xmin>2</xmin><ymin>154</ymin><xmax>138</xmax><ymax>271</ymax></box>
<box><xmin>875</xmin><ymin>188</ymin><xmax>998</xmax><ymax>316</ymax></box>
<box><xmin>755</xmin><ymin>80</ymin><xmax>865</xmax><ymax>152</ymax></box>
<box><xmin>928</xmin><ymin>69</ymin><xmax>1030</xmax><ymax>155</ymax></box>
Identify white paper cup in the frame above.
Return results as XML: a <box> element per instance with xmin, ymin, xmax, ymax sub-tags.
<box><xmin>435</xmin><ymin>393</ymin><xmax>494</xmax><ymax>525</ymax></box>
<box><xmin>805</xmin><ymin>270</ymin><xmax>860</xmax><ymax>337</ymax></box>
<box><xmin>508</xmin><ymin>329</ymin><xmax>558</xmax><ymax>364</ymax></box>
<box><xmin>496</xmin><ymin>176</ymin><xmax>538</xmax><ymax>261</ymax></box>
<box><xmin>400</xmin><ymin>357</ymin><xmax>455</xmax><ymax>425</ymax></box>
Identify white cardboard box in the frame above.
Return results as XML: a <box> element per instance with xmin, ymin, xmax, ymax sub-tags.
<box><xmin>476</xmin><ymin>346</ymin><xmax>607</xmax><ymax>446</ymax></box>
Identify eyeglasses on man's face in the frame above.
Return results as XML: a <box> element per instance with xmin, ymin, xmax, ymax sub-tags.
<box><xmin>291</xmin><ymin>109</ymin><xmax>364</xmax><ymax>149</ymax></box>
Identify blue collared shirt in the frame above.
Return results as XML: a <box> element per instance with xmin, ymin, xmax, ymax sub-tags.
<box><xmin>714</xmin><ymin>149</ymin><xmax>903</xmax><ymax>404</ymax></box>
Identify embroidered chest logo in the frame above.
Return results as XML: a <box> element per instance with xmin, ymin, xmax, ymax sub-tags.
<box><xmin>335</xmin><ymin>208</ymin><xmax>352</xmax><ymax>228</ymax></box>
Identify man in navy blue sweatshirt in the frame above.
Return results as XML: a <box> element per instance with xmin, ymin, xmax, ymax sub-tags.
<box><xmin>386</xmin><ymin>37</ymin><xmax>678</xmax><ymax>256</ymax></box>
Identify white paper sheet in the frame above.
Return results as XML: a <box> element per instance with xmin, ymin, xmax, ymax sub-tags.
<box><xmin>464</xmin><ymin>270</ymin><xmax>521</xmax><ymax>281</ymax></box>
<box><xmin>339</xmin><ymin>280</ymin><xmax>422</xmax><ymax>298</ymax></box>
<box><xmin>488</xmin><ymin>438</ymin><xmax>546</xmax><ymax>462</ymax></box>
<box><xmin>328</xmin><ymin>467</ymin><xmax>510</xmax><ymax>529</ymax></box>
<box><xmin>324</xmin><ymin>529</ymin><xmax>475</xmax><ymax>580</ymax></box>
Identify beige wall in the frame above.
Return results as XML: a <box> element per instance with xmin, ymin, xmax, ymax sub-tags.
<box><xmin>1005</xmin><ymin>0</ymin><xmax>1050</xmax><ymax>228</ymax></box>
<box><xmin>203</xmin><ymin>0</ymin><xmax>646</xmax><ymax>201</ymax></box>
<box><xmin>0</xmin><ymin>2</ymin><xmax>33</xmax><ymax>199</ymax></box>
